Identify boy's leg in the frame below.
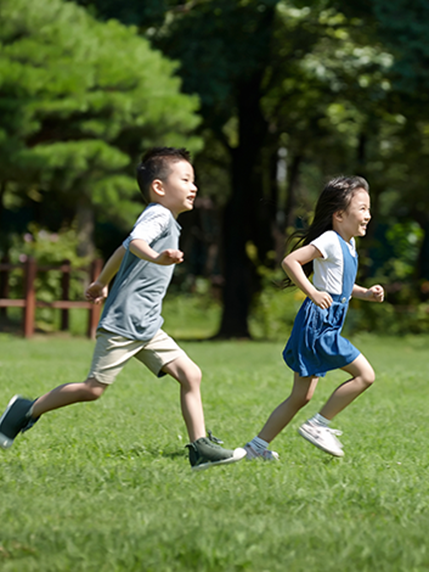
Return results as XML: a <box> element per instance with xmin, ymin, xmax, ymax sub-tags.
<box><xmin>298</xmin><ymin>354</ymin><xmax>375</xmax><ymax>457</ymax></box>
<box><xmin>0</xmin><ymin>330</ymin><xmax>140</xmax><ymax>449</ymax></box>
<box><xmin>162</xmin><ymin>354</ymin><xmax>246</xmax><ymax>470</ymax></box>
<box><xmin>30</xmin><ymin>329</ymin><xmax>144</xmax><ymax>418</ymax></box>
<box><xmin>32</xmin><ymin>329</ymin><xmax>156</xmax><ymax>418</ymax></box>
<box><xmin>161</xmin><ymin>355</ymin><xmax>205</xmax><ymax>443</ymax></box>
<box><xmin>0</xmin><ymin>379</ymin><xmax>108</xmax><ymax>450</ymax></box>
<box><xmin>32</xmin><ymin>378</ymin><xmax>107</xmax><ymax>417</ymax></box>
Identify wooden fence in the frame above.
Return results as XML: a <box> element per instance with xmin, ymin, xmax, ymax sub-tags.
<box><xmin>0</xmin><ymin>257</ymin><xmax>103</xmax><ymax>339</ymax></box>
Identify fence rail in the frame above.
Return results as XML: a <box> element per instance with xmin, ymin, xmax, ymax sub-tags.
<box><xmin>0</xmin><ymin>257</ymin><xmax>103</xmax><ymax>338</ymax></box>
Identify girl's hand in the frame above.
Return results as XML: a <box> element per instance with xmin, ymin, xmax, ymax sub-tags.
<box><xmin>310</xmin><ymin>290</ymin><xmax>333</xmax><ymax>309</ymax></box>
<box><xmin>366</xmin><ymin>284</ymin><xmax>384</xmax><ymax>303</ymax></box>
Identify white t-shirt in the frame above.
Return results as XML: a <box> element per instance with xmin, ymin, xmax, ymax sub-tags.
<box><xmin>310</xmin><ymin>230</ymin><xmax>356</xmax><ymax>295</ymax></box>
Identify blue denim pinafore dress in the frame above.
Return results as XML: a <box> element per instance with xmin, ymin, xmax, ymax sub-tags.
<box><xmin>283</xmin><ymin>233</ymin><xmax>361</xmax><ymax>378</ymax></box>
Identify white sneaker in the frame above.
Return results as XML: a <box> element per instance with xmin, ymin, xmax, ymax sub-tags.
<box><xmin>298</xmin><ymin>420</ymin><xmax>344</xmax><ymax>457</ymax></box>
<box><xmin>244</xmin><ymin>442</ymin><xmax>279</xmax><ymax>461</ymax></box>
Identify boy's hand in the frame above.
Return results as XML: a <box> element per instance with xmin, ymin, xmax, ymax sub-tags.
<box><xmin>85</xmin><ymin>281</ymin><xmax>108</xmax><ymax>304</ymax></box>
<box><xmin>365</xmin><ymin>284</ymin><xmax>384</xmax><ymax>303</ymax></box>
<box><xmin>310</xmin><ymin>290</ymin><xmax>333</xmax><ymax>309</ymax></box>
<box><xmin>155</xmin><ymin>249</ymin><xmax>184</xmax><ymax>265</ymax></box>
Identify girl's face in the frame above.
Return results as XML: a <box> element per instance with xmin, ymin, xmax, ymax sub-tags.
<box><xmin>333</xmin><ymin>188</ymin><xmax>371</xmax><ymax>242</ymax></box>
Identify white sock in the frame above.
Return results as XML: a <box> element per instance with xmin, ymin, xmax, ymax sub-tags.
<box><xmin>312</xmin><ymin>413</ymin><xmax>330</xmax><ymax>427</ymax></box>
<box><xmin>249</xmin><ymin>436</ymin><xmax>269</xmax><ymax>453</ymax></box>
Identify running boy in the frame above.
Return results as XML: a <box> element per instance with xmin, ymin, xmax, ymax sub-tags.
<box><xmin>245</xmin><ymin>176</ymin><xmax>384</xmax><ymax>459</ymax></box>
<box><xmin>0</xmin><ymin>147</ymin><xmax>246</xmax><ymax>471</ymax></box>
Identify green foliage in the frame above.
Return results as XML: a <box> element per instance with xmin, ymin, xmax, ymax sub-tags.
<box><xmin>345</xmin><ymin>222</ymin><xmax>429</xmax><ymax>334</ymax></box>
<box><xmin>7</xmin><ymin>225</ymin><xmax>90</xmax><ymax>330</ymax></box>
<box><xmin>382</xmin><ymin>221</ymin><xmax>423</xmax><ymax>283</ymax></box>
<box><xmin>371</xmin><ymin>0</ymin><xmax>429</xmax><ymax>91</ymax></box>
<box><xmin>10</xmin><ymin>225</ymin><xmax>89</xmax><ymax>268</ymax></box>
<box><xmin>0</xmin><ymin>0</ymin><xmax>202</xmax><ymax>232</ymax></box>
<box><xmin>1</xmin><ymin>335</ymin><xmax>429</xmax><ymax>570</ymax></box>
<box><xmin>249</xmin><ymin>268</ymin><xmax>302</xmax><ymax>340</ymax></box>
<box><xmin>348</xmin><ymin>299</ymin><xmax>429</xmax><ymax>336</ymax></box>
<box><xmin>3</xmin><ymin>0</ymin><xmax>429</xmax><ymax>338</ymax></box>
<box><xmin>163</xmin><ymin>281</ymin><xmax>222</xmax><ymax>339</ymax></box>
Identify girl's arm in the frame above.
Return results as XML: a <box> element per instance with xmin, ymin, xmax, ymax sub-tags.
<box><xmin>129</xmin><ymin>239</ymin><xmax>184</xmax><ymax>266</ymax></box>
<box><xmin>282</xmin><ymin>245</ymin><xmax>333</xmax><ymax>309</ymax></box>
<box><xmin>85</xmin><ymin>245</ymin><xmax>126</xmax><ymax>303</ymax></box>
<box><xmin>352</xmin><ymin>284</ymin><xmax>384</xmax><ymax>303</ymax></box>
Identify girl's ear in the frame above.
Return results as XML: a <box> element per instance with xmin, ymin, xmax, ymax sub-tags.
<box><xmin>333</xmin><ymin>210</ymin><xmax>344</xmax><ymax>223</ymax></box>
<box><xmin>151</xmin><ymin>179</ymin><xmax>165</xmax><ymax>198</ymax></box>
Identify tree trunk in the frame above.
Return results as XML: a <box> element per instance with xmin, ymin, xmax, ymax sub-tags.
<box><xmin>216</xmin><ymin>75</ymin><xmax>270</xmax><ymax>338</ymax></box>
<box><xmin>0</xmin><ymin>181</ymin><xmax>7</xmax><ymax>234</ymax></box>
<box><xmin>215</xmin><ymin>3</ymin><xmax>278</xmax><ymax>338</ymax></box>
<box><xmin>0</xmin><ymin>181</ymin><xmax>11</xmax><ymax>254</ymax></box>
<box><xmin>76</xmin><ymin>200</ymin><xmax>96</xmax><ymax>259</ymax></box>
<box><xmin>284</xmin><ymin>153</ymin><xmax>302</xmax><ymax>231</ymax></box>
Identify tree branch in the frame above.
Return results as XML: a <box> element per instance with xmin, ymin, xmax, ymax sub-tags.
<box><xmin>169</xmin><ymin>0</ymin><xmax>209</xmax><ymax>14</ymax></box>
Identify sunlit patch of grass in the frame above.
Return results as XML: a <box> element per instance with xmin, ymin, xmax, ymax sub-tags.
<box><xmin>0</xmin><ymin>334</ymin><xmax>429</xmax><ymax>571</ymax></box>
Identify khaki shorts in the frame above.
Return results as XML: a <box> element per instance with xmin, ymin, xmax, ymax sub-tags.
<box><xmin>87</xmin><ymin>329</ymin><xmax>186</xmax><ymax>385</ymax></box>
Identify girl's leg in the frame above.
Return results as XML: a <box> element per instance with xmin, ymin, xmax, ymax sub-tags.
<box><xmin>319</xmin><ymin>353</ymin><xmax>375</xmax><ymax>420</ymax></box>
<box><xmin>162</xmin><ymin>355</ymin><xmax>205</xmax><ymax>443</ymax></box>
<box><xmin>258</xmin><ymin>373</ymin><xmax>319</xmax><ymax>443</ymax></box>
<box><xmin>32</xmin><ymin>377</ymin><xmax>108</xmax><ymax>418</ymax></box>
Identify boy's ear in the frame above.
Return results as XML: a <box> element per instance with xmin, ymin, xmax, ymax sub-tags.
<box><xmin>151</xmin><ymin>179</ymin><xmax>165</xmax><ymax>198</ymax></box>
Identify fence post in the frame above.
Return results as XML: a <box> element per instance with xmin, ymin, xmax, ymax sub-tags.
<box><xmin>61</xmin><ymin>259</ymin><xmax>71</xmax><ymax>331</ymax></box>
<box><xmin>0</xmin><ymin>255</ymin><xmax>10</xmax><ymax>319</ymax></box>
<box><xmin>24</xmin><ymin>257</ymin><xmax>37</xmax><ymax>338</ymax></box>
<box><xmin>87</xmin><ymin>258</ymin><xmax>103</xmax><ymax>339</ymax></box>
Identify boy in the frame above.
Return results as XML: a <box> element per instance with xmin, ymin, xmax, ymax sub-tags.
<box><xmin>0</xmin><ymin>147</ymin><xmax>246</xmax><ymax>471</ymax></box>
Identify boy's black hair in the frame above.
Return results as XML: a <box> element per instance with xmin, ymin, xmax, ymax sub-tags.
<box><xmin>136</xmin><ymin>147</ymin><xmax>192</xmax><ymax>203</ymax></box>
<box><xmin>284</xmin><ymin>175</ymin><xmax>369</xmax><ymax>287</ymax></box>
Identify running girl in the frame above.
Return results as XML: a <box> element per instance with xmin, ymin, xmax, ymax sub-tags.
<box><xmin>245</xmin><ymin>176</ymin><xmax>384</xmax><ymax>459</ymax></box>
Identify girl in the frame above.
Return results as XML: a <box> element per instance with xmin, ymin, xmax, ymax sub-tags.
<box><xmin>245</xmin><ymin>176</ymin><xmax>384</xmax><ymax>459</ymax></box>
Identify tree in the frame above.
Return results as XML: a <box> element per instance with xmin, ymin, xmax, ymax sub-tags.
<box><xmin>70</xmin><ymin>0</ymin><xmax>403</xmax><ymax>332</ymax></box>
<box><xmin>0</xmin><ymin>0</ymin><xmax>202</xmax><ymax>256</ymax></box>
<box><xmin>68</xmin><ymin>0</ymin><xmax>429</xmax><ymax>320</ymax></box>
<box><xmin>324</xmin><ymin>0</ymin><xmax>429</xmax><ymax>283</ymax></box>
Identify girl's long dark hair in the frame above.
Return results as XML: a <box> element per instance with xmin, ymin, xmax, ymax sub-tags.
<box><xmin>283</xmin><ymin>175</ymin><xmax>369</xmax><ymax>288</ymax></box>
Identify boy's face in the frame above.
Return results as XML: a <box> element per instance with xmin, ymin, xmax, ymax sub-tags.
<box><xmin>154</xmin><ymin>160</ymin><xmax>197</xmax><ymax>218</ymax></box>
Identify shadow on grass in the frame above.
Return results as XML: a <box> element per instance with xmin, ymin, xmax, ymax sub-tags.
<box><xmin>109</xmin><ymin>445</ymin><xmax>186</xmax><ymax>461</ymax></box>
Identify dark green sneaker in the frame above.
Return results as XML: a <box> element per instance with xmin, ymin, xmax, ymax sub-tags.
<box><xmin>0</xmin><ymin>395</ymin><xmax>39</xmax><ymax>450</ymax></box>
<box><xmin>186</xmin><ymin>437</ymin><xmax>246</xmax><ymax>471</ymax></box>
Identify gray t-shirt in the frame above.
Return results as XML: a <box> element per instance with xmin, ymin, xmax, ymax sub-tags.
<box><xmin>98</xmin><ymin>203</ymin><xmax>181</xmax><ymax>341</ymax></box>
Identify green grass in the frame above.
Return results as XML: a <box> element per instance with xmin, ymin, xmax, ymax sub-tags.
<box><xmin>1</xmin><ymin>333</ymin><xmax>429</xmax><ymax>571</ymax></box>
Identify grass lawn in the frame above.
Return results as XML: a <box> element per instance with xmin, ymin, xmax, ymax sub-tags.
<box><xmin>1</xmin><ymin>332</ymin><xmax>429</xmax><ymax>571</ymax></box>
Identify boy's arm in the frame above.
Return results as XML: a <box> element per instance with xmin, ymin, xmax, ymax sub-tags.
<box><xmin>352</xmin><ymin>283</ymin><xmax>384</xmax><ymax>303</ymax></box>
<box><xmin>85</xmin><ymin>245</ymin><xmax>126</xmax><ymax>304</ymax></box>
<box><xmin>282</xmin><ymin>244</ymin><xmax>333</xmax><ymax>309</ymax></box>
<box><xmin>352</xmin><ymin>284</ymin><xmax>384</xmax><ymax>302</ymax></box>
<box><xmin>129</xmin><ymin>239</ymin><xmax>184</xmax><ymax>266</ymax></box>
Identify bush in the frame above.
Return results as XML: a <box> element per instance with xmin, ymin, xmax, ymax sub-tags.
<box><xmin>6</xmin><ymin>225</ymin><xmax>92</xmax><ymax>331</ymax></box>
<box><xmin>347</xmin><ymin>298</ymin><xmax>429</xmax><ymax>335</ymax></box>
<box><xmin>248</xmin><ymin>267</ymin><xmax>302</xmax><ymax>340</ymax></box>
